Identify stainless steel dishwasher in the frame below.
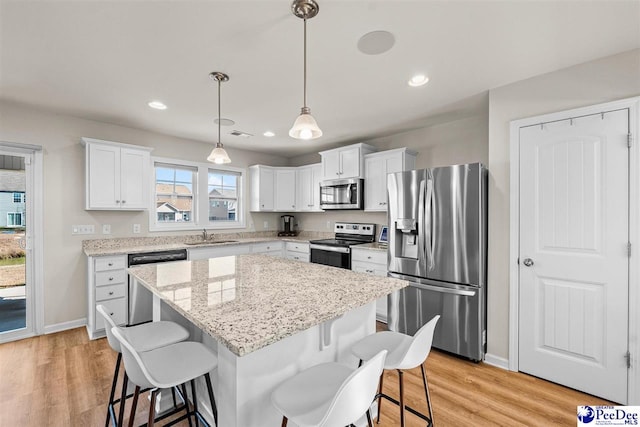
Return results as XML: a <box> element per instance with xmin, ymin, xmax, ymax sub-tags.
<box><xmin>127</xmin><ymin>249</ymin><xmax>188</xmax><ymax>326</ymax></box>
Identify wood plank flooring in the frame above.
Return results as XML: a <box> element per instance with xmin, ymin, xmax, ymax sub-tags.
<box><xmin>0</xmin><ymin>326</ymin><xmax>612</xmax><ymax>426</ymax></box>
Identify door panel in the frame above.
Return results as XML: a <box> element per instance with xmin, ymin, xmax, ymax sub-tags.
<box><xmin>519</xmin><ymin>109</ymin><xmax>629</xmax><ymax>403</ymax></box>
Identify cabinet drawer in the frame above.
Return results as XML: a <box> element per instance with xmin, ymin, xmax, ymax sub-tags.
<box><xmin>252</xmin><ymin>241</ymin><xmax>284</xmax><ymax>253</ymax></box>
<box><xmin>285</xmin><ymin>242</ymin><xmax>309</xmax><ymax>254</ymax></box>
<box><xmin>95</xmin><ymin>297</ymin><xmax>127</xmax><ymax>329</ymax></box>
<box><xmin>95</xmin><ymin>269</ymin><xmax>127</xmax><ymax>287</ymax></box>
<box><xmin>95</xmin><ymin>256</ymin><xmax>126</xmax><ymax>272</ymax></box>
<box><xmin>286</xmin><ymin>253</ymin><xmax>309</xmax><ymax>262</ymax></box>
<box><xmin>96</xmin><ymin>283</ymin><xmax>126</xmax><ymax>302</ymax></box>
<box><xmin>351</xmin><ymin>249</ymin><xmax>386</xmax><ymax>265</ymax></box>
<box><xmin>351</xmin><ymin>261</ymin><xmax>387</xmax><ymax>277</ymax></box>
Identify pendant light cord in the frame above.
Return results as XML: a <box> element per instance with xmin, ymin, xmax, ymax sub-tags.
<box><xmin>218</xmin><ymin>78</ymin><xmax>222</xmax><ymax>145</ymax></box>
<box><xmin>303</xmin><ymin>18</ymin><xmax>307</xmax><ymax>109</ymax></box>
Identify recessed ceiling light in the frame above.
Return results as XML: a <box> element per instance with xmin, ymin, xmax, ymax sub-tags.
<box><xmin>263</xmin><ymin>131</ymin><xmax>275</xmax><ymax>137</ymax></box>
<box><xmin>408</xmin><ymin>74</ymin><xmax>429</xmax><ymax>87</ymax></box>
<box><xmin>148</xmin><ymin>101</ymin><xmax>167</xmax><ymax>110</ymax></box>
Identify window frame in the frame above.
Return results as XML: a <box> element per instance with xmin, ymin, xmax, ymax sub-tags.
<box><xmin>13</xmin><ymin>192</ymin><xmax>23</xmax><ymax>203</ymax></box>
<box><xmin>149</xmin><ymin>157</ymin><xmax>245</xmax><ymax>232</ymax></box>
<box><xmin>7</xmin><ymin>212</ymin><xmax>24</xmax><ymax>227</ymax></box>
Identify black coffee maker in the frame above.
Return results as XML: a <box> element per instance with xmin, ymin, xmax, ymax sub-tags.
<box><xmin>278</xmin><ymin>215</ymin><xmax>296</xmax><ymax>236</ymax></box>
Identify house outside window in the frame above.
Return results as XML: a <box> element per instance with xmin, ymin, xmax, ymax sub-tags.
<box><xmin>13</xmin><ymin>192</ymin><xmax>23</xmax><ymax>203</ymax></box>
<box><xmin>155</xmin><ymin>164</ymin><xmax>196</xmax><ymax>225</ymax></box>
<box><xmin>7</xmin><ymin>212</ymin><xmax>24</xmax><ymax>227</ymax></box>
<box><xmin>150</xmin><ymin>157</ymin><xmax>245</xmax><ymax>231</ymax></box>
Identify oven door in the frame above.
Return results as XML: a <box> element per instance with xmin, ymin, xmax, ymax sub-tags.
<box><xmin>310</xmin><ymin>244</ymin><xmax>351</xmax><ymax>269</ymax></box>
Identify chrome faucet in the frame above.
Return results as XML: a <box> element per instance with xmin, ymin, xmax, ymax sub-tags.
<box><xmin>202</xmin><ymin>228</ymin><xmax>208</xmax><ymax>241</ymax></box>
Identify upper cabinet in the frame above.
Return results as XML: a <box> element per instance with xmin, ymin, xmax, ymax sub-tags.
<box><xmin>296</xmin><ymin>163</ymin><xmax>323</xmax><ymax>212</ymax></box>
<box><xmin>274</xmin><ymin>168</ymin><xmax>297</xmax><ymax>211</ymax></box>
<box><xmin>249</xmin><ymin>165</ymin><xmax>275</xmax><ymax>212</ymax></box>
<box><xmin>364</xmin><ymin>148</ymin><xmax>417</xmax><ymax>212</ymax></box>
<box><xmin>82</xmin><ymin>138</ymin><xmax>152</xmax><ymax>210</ymax></box>
<box><xmin>319</xmin><ymin>143</ymin><xmax>376</xmax><ymax>180</ymax></box>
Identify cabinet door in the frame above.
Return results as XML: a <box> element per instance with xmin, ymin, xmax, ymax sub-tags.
<box><xmin>296</xmin><ymin>167</ymin><xmax>312</xmax><ymax>211</ymax></box>
<box><xmin>258</xmin><ymin>167</ymin><xmax>275</xmax><ymax>211</ymax></box>
<box><xmin>322</xmin><ymin>150</ymin><xmax>341</xmax><ymax>180</ymax></box>
<box><xmin>120</xmin><ymin>148</ymin><xmax>150</xmax><ymax>209</ymax></box>
<box><xmin>364</xmin><ymin>155</ymin><xmax>385</xmax><ymax>211</ymax></box>
<box><xmin>275</xmin><ymin>169</ymin><xmax>296</xmax><ymax>211</ymax></box>
<box><xmin>338</xmin><ymin>146</ymin><xmax>361</xmax><ymax>178</ymax></box>
<box><xmin>310</xmin><ymin>163</ymin><xmax>323</xmax><ymax>211</ymax></box>
<box><xmin>87</xmin><ymin>144</ymin><xmax>120</xmax><ymax>209</ymax></box>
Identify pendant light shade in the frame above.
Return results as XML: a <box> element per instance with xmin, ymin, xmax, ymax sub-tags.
<box><xmin>208</xmin><ymin>71</ymin><xmax>231</xmax><ymax>164</ymax></box>
<box><xmin>289</xmin><ymin>0</ymin><xmax>322</xmax><ymax>140</ymax></box>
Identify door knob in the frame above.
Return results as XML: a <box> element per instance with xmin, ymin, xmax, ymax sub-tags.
<box><xmin>523</xmin><ymin>258</ymin><xmax>534</xmax><ymax>267</ymax></box>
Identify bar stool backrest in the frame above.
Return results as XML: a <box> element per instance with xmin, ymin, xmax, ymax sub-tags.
<box><xmin>397</xmin><ymin>315</ymin><xmax>440</xmax><ymax>370</ymax></box>
<box><xmin>96</xmin><ymin>304</ymin><xmax>122</xmax><ymax>353</ymax></box>
<box><xmin>111</xmin><ymin>327</ymin><xmax>156</xmax><ymax>390</ymax></box>
<box><xmin>321</xmin><ymin>350</ymin><xmax>387</xmax><ymax>427</ymax></box>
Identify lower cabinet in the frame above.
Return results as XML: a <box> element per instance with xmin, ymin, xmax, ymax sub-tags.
<box><xmin>351</xmin><ymin>247</ymin><xmax>388</xmax><ymax>323</ymax></box>
<box><xmin>251</xmin><ymin>241</ymin><xmax>284</xmax><ymax>257</ymax></box>
<box><xmin>285</xmin><ymin>241</ymin><xmax>310</xmax><ymax>262</ymax></box>
<box><xmin>188</xmin><ymin>244</ymin><xmax>251</xmax><ymax>260</ymax></box>
<box><xmin>87</xmin><ymin>254</ymin><xmax>128</xmax><ymax>339</ymax></box>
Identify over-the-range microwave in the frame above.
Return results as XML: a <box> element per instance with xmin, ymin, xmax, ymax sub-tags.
<box><xmin>319</xmin><ymin>178</ymin><xmax>364</xmax><ymax>210</ymax></box>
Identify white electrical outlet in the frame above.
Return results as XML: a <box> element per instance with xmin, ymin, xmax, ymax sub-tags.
<box><xmin>326</xmin><ymin>220</ymin><xmax>331</xmax><ymax>229</ymax></box>
<box><xmin>72</xmin><ymin>225</ymin><xmax>95</xmax><ymax>235</ymax></box>
<box><xmin>133</xmin><ymin>224</ymin><xmax>141</xmax><ymax>234</ymax></box>
<box><xmin>102</xmin><ymin>224</ymin><xmax>111</xmax><ymax>234</ymax></box>
<box><xmin>263</xmin><ymin>221</ymin><xmax>269</xmax><ymax>229</ymax></box>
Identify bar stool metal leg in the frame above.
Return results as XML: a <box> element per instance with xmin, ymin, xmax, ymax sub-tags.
<box><xmin>148</xmin><ymin>389</ymin><xmax>158</xmax><ymax>427</ymax></box>
<box><xmin>204</xmin><ymin>372</ymin><xmax>218</xmax><ymax>425</ymax></box>
<box><xmin>128</xmin><ymin>385</ymin><xmax>141</xmax><ymax>427</ymax></box>
<box><xmin>376</xmin><ymin>372</ymin><xmax>384</xmax><ymax>423</ymax></box>
<box><xmin>118</xmin><ymin>372</ymin><xmax>129</xmax><ymax>427</ymax></box>
<box><xmin>398</xmin><ymin>370</ymin><xmax>405</xmax><ymax>427</ymax></box>
<box><xmin>181</xmin><ymin>383</ymin><xmax>193</xmax><ymax>427</ymax></box>
<box><xmin>421</xmin><ymin>364</ymin><xmax>434</xmax><ymax>426</ymax></box>
<box><xmin>190</xmin><ymin>379</ymin><xmax>199</xmax><ymax>427</ymax></box>
<box><xmin>105</xmin><ymin>353</ymin><xmax>122</xmax><ymax>427</ymax></box>
<box><xmin>281</xmin><ymin>416</ymin><xmax>288</xmax><ymax>427</ymax></box>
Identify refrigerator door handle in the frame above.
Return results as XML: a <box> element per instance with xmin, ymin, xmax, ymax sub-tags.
<box><xmin>418</xmin><ymin>179</ymin><xmax>427</xmax><ymax>266</ymax></box>
<box><xmin>411</xmin><ymin>281</ymin><xmax>477</xmax><ymax>297</ymax></box>
<box><xmin>425</xmin><ymin>178</ymin><xmax>434</xmax><ymax>270</ymax></box>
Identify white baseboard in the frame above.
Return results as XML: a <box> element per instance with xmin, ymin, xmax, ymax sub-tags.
<box><xmin>44</xmin><ymin>318</ymin><xmax>87</xmax><ymax>335</ymax></box>
<box><xmin>483</xmin><ymin>353</ymin><xmax>510</xmax><ymax>370</ymax></box>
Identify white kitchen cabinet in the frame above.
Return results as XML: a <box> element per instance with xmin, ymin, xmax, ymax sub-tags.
<box><xmin>250</xmin><ymin>165</ymin><xmax>275</xmax><ymax>212</ymax></box>
<box><xmin>319</xmin><ymin>143</ymin><xmax>376</xmax><ymax>180</ymax></box>
<box><xmin>295</xmin><ymin>163</ymin><xmax>323</xmax><ymax>212</ymax></box>
<box><xmin>364</xmin><ymin>148</ymin><xmax>417</xmax><ymax>211</ymax></box>
<box><xmin>188</xmin><ymin>243</ymin><xmax>251</xmax><ymax>260</ymax></box>
<box><xmin>251</xmin><ymin>241</ymin><xmax>284</xmax><ymax>257</ymax></box>
<box><xmin>284</xmin><ymin>241</ymin><xmax>309</xmax><ymax>262</ymax></box>
<box><xmin>275</xmin><ymin>168</ymin><xmax>297</xmax><ymax>211</ymax></box>
<box><xmin>86</xmin><ymin>254</ymin><xmax>128</xmax><ymax>339</ymax></box>
<box><xmin>82</xmin><ymin>137</ymin><xmax>152</xmax><ymax>210</ymax></box>
<box><xmin>351</xmin><ymin>247</ymin><xmax>389</xmax><ymax>323</ymax></box>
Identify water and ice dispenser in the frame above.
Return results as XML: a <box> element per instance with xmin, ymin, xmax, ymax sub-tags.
<box><xmin>393</xmin><ymin>218</ymin><xmax>418</xmax><ymax>259</ymax></box>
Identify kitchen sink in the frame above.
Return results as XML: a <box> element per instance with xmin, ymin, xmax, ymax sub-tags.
<box><xmin>184</xmin><ymin>240</ymin><xmax>238</xmax><ymax>245</ymax></box>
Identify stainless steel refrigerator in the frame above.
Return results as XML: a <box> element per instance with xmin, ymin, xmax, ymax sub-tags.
<box><xmin>387</xmin><ymin>162</ymin><xmax>487</xmax><ymax>361</ymax></box>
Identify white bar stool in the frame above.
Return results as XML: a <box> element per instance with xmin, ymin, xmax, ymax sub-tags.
<box><xmin>96</xmin><ymin>305</ymin><xmax>190</xmax><ymax>427</ymax></box>
<box><xmin>271</xmin><ymin>350</ymin><xmax>387</xmax><ymax>427</ymax></box>
<box><xmin>111</xmin><ymin>326</ymin><xmax>218</xmax><ymax>427</ymax></box>
<box><xmin>351</xmin><ymin>315</ymin><xmax>440</xmax><ymax>427</ymax></box>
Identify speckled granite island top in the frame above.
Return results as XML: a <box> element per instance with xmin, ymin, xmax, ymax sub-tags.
<box><xmin>128</xmin><ymin>254</ymin><xmax>408</xmax><ymax>357</ymax></box>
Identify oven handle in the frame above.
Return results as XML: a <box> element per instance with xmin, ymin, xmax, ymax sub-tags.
<box><xmin>309</xmin><ymin>244</ymin><xmax>350</xmax><ymax>254</ymax></box>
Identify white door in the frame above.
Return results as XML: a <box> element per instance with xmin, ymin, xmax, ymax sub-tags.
<box><xmin>518</xmin><ymin>109</ymin><xmax>629</xmax><ymax>403</ymax></box>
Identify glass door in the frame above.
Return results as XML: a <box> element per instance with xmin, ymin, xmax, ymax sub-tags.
<box><xmin>0</xmin><ymin>151</ymin><xmax>32</xmax><ymax>339</ymax></box>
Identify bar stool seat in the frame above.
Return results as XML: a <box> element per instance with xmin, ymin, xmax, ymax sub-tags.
<box><xmin>351</xmin><ymin>315</ymin><xmax>440</xmax><ymax>427</ymax></box>
<box><xmin>271</xmin><ymin>350</ymin><xmax>387</xmax><ymax>427</ymax></box>
<box><xmin>111</xmin><ymin>327</ymin><xmax>219</xmax><ymax>427</ymax></box>
<box><xmin>96</xmin><ymin>305</ymin><xmax>190</xmax><ymax>427</ymax></box>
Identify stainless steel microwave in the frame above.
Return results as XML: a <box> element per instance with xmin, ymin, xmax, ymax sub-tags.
<box><xmin>319</xmin><ymin>178</ymin><xmax>364</xmax><ymax>210</ymax></box>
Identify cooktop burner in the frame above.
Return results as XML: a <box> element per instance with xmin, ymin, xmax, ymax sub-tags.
<box><xmin>309</xmin><ymin>238</ymin><xmax>368</xmax><ymax>247</ymax></box>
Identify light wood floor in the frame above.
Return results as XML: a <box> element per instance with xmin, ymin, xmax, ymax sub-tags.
<box><xmin>0</xmin><ymin>326</ymin><xmax>612</xmax><ymax>426</ymax></box>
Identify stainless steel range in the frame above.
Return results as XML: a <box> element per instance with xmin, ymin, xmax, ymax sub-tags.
<box><xmin>309</xmin><ymin>222</ymin><xmax>376</xmax><ymax>269</ymax></box>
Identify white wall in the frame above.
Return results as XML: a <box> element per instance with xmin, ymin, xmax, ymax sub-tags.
<box><xmin>0</xmin><ymin>100</ymin><xmax>289</xmax><ymax>327</ymax></box>
<box><xmin>487</xmin><ymin>48</ymin><xmax>640</xmax><ymax>360</ymax></box>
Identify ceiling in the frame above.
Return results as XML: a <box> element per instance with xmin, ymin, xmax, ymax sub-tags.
<box><xmin>1</xmin><ymin>1</ymin><xmax>639</xmax><ymax>158</ymax></box>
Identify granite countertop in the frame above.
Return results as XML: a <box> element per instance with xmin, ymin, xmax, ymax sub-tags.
<box><xmin>128</xmin><ymin>254</ymin><xmax>408</xmax><ymax>357</ymax></box>
<box><xmin>83</xmin><ymin>232</ymin><xmax>330</xmax><ymax>257</ymax></box>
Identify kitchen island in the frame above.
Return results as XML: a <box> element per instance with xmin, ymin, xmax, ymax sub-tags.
<box><xmin>128</xmin><ymin>254</ymin><xmax>408</xmax><ymax>427</ymax></box>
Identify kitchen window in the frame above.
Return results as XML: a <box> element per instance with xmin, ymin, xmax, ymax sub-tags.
<box><xmin>150</xmin><ymin>157</ymin><xmax>245</xmax><ymax>231</ymax></box>
<box><xmin>7</xmin><ymin>212</ymin><xmax>24</xmax><ymax>227</ymax></box>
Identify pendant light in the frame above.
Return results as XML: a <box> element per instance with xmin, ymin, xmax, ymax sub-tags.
<box><xmin>207</xmin><ymin>72</ymin><xmax>232</xmax><ymax>164</ymax></box>
<box><xmin>289</xmin><ymin>0</ymin><xmax>322</xmax><ymax>140</ymax></box>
